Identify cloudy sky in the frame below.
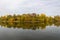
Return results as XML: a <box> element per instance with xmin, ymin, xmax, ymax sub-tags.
<box><xmin>0</xmin><ymin>0</ymin><xmax>60</xmax><ymax>16</ymax></box>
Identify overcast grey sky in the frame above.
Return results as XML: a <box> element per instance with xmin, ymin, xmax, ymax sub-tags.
<box><xmin>0</xmin><ymin>0</ymin><xmax>60</xmax><ymax>16</ymax></box>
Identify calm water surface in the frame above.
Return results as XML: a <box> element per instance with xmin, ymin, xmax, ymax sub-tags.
<box><xmin>0</xmin><ymin>25</ymin><xmax>60</xmax><ymax>40</ymax></box>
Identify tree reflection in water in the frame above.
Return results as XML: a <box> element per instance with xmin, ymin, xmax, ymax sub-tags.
<box><xmin>0</xmin><ymin>22</ymin><xmax>60</xmax><ymax>30</ymax></box>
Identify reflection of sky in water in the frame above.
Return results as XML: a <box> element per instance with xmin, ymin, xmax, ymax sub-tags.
<box><xmin>0</xmin><ymin>0</ymin><xmax>60</xmax><ymax>16</ymax></box>
<box><xmin>0</xmin><ymin>25</ymin><xmax>60</xmax><ymax>40</ymax></box>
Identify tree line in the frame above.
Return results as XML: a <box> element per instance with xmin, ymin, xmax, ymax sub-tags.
<box><xmin>0</xmin><ymin>13</ymin><xmax>60</xmax><ymax>23</ymax></box>
<box><xmin>0</xmin><ymin>13</ymin><xmax>60</xmax><ymax>29</ymax></box>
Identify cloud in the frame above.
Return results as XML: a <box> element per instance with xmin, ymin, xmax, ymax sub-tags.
<box><xmin>0</xmin><ymin>0</ymin><xmax>60</xmax><ymax>16</ymax></box>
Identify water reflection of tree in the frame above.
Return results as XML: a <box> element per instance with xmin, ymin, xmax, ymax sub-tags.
<box><xmin>54</xmin><ymin>22</ymin><xmax>60</xmax><ymax>27</ymax></box>
<box><xmin>0</xmin><ymin>22</ymin><xmax>60</xmax><ymax>30</ymax></box>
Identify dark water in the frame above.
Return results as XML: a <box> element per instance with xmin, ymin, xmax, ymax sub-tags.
<box><xmin>0</xmin><ymin>25</ymin><xmax>60</xmax><ymax>40</ymax></box>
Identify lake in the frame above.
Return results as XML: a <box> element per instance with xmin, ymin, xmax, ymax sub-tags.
<box><xmin>0</xmin><ymin>22</ymin><xmax>60</xmax><ymax>40</ymax></box>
